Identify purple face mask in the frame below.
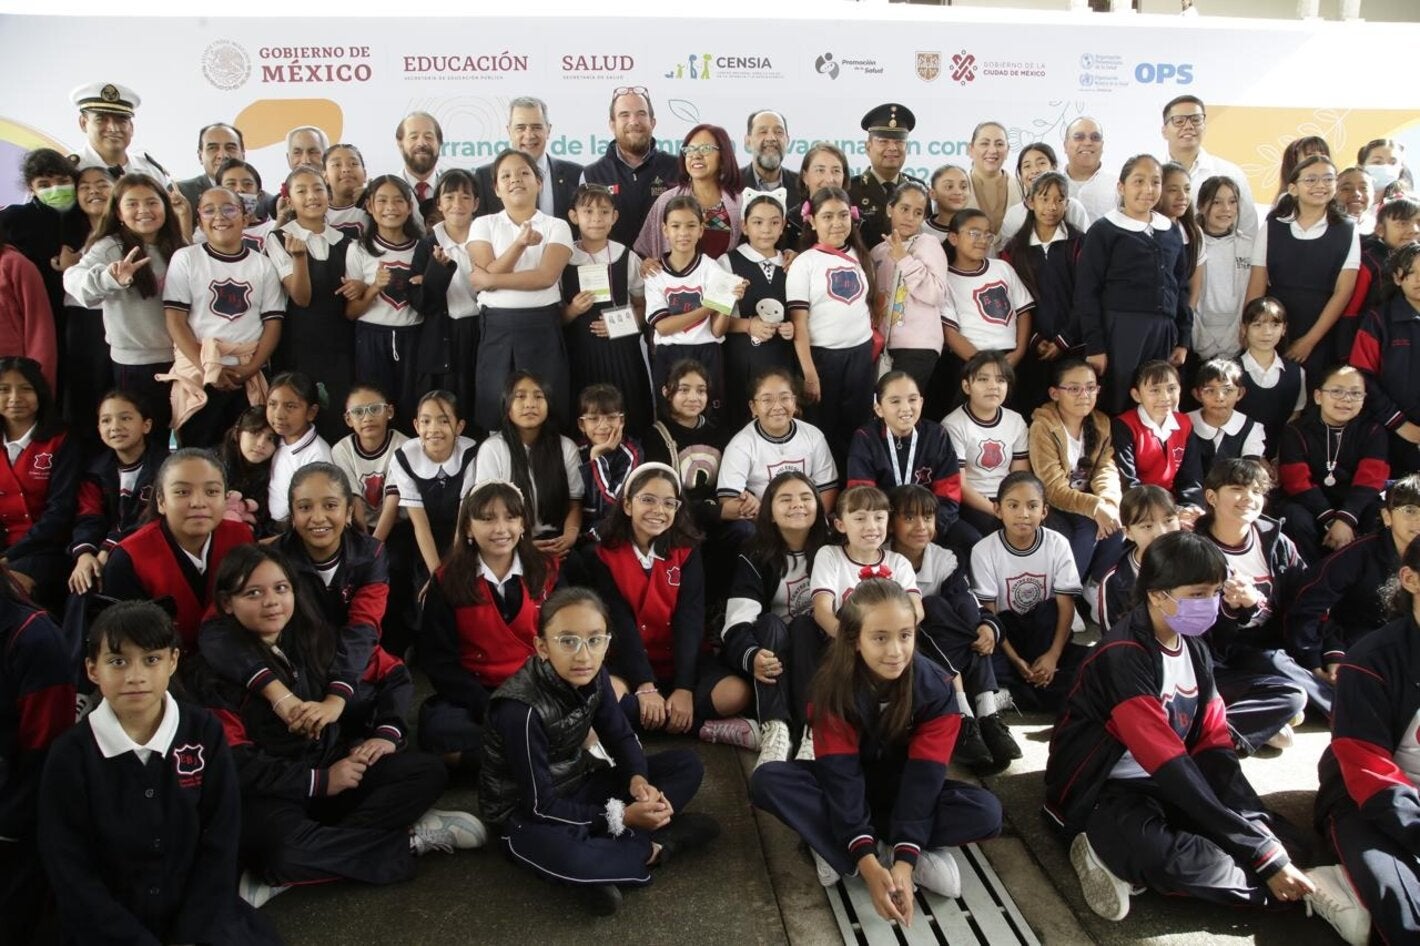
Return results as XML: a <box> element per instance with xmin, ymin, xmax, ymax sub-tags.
<box><xmin>1163</xmin><ymin>592</ymin><xmax>1219</xmax><ymax>637</ymax></box>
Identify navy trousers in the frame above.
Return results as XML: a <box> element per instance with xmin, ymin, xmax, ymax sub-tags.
<box><xmin>1213</xmin><ymin>649</ymin><xmax>1312</xmax><ymax>753</ymax></box>
<box><xmin>1326</xmin><ymin>806</ymin><xmax>1420</xmax><ymax>944</ymax></box>
<box><xmin>919</xmin><ymin>593</ymin><xmax>1000</xmax><ymax>699</ymax></box>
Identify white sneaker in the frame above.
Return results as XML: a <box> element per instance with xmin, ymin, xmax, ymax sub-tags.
<box><xmin>1265</xmin><ymin>724</ymin><xmax>1295</xmax><ymax>750</ymax></box>
<box><xmin>1071</xmin><ymin>609</ymin><xmax>1085</xmax><ymax>633</ymax></box>
<box><xmin>913</xmin><ymin>847</ymin><xmax>962</xmax><ymax>898</ymax></box>
<box><xmin>411</xmin><ymin>808</ymin><xmax>488</xmax><ymax>855</ymax></box>
<box><xmin>1070</xmin><ymin>833</ymin><xmax>1131</xmax><ymax>921</ymax></box>
<box><xmin>238</xmin><ymin>869</ymin><xmax>290</xmax><ymax>909</ymax></box>
<box><xmin>755</xmin><ymin>720</ymin><xmax>792</xmax><ymax>768</ymax></box>
<box><xmin>1305</xmin><ymin>864</ymin><xmax>1371</xmax><ymax>946</ymax></box>
<box><xmin>812</xmin><ymin>849</ymin><xmax>841</xmax><ymax>887</ymax></box>
<box><xmin>994</xmin><ymin>690</ymin><xmax>1018</xmax><ymax>714</ymax></box>
<box><xmin>795</xmin><ymin>731</ymin><xmax>815</xmax><ymax>762</ymax></box>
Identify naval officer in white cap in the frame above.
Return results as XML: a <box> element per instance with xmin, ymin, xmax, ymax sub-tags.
<box><xmin>70</xmin><ymin>81</ymin><xmax>170</xmax><ymax>184</ymax></box>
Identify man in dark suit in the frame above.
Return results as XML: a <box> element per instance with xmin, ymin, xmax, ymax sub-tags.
<box><xmin>739</xmin><ymin>109</ymin><xmax>799</xmax><ymax>201</ymax></box>
<box><xmin>175</xmin><ymin>123</ymin><xmax>277</xmax><ymax>225</ymax></box>
<box><xmin>475</xmin><ymin>97</ymin><xmax>582</xmax><ymax>221</ymax></box>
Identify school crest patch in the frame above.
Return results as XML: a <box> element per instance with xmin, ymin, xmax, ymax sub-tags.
<box><xmin>378</xmin><ymin>262</ymin><xmax>412</xmax><ymax>311</ymax></box>
<box><xmin>766</xmin><ymin>457</ymin><xmax>807</xmax><ymax>480</ymax></box>
<box><xmin>173</xmin><ymin>743</ymin><xmax>206</xmax><ymax>788</ymax></box>
<box><xmin>787</xmin><ymin>574</ymin><xmax>811</xmax><ymax>617</ymax></box>
<box><xmin>359</xmin><ymin>472</ymin><xmax>385</xmax><ymax>508</ymax></box>
<box><xmin>1005</xmin><ymin>572</ymin><xmax>1047</xmax><ymax>614</ymax></box>
<box><xmin>31</xmin><ymin>452</ymin><xmax>52</xmax><ymax>471</ymax></box>
<box><xmin>665</xmin><ymin>566</ymin><xmax>681</xmax><ymax>587</ymax></box>
<box><xmin>825</xmin><ymin>266</ymin><xmax>864</xmax><ymax>305</ymax></box>
<box><xmin>976</xmin><ymin>439</ymin><xmax>1006</xmax><ymax>471</ymax></box>
<box><xmin>208</xmin><ymin>278</ymin><xmax>253</xmax><ymax>321</ymax></box>
<box><xmin>665</xmin><ymin>287</ymin><xmax>705</xmax><ymax>315</ymax></box>
<box><xmin>972</xmin><ymin>280</ymin><xmax>1013</xmax><ymax>326</ymax></box>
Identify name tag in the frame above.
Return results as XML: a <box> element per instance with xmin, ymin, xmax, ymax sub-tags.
<box><xmin>602</xmin><ymin>306</ymin><xmax>639</xmax><ymax>339</ymax></box>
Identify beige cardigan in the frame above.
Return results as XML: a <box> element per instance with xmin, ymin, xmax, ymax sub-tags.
<box><xmin>1028</xmin><ymin>404</ymin><xmax>1121</xmax><ymax>518</ymax></box>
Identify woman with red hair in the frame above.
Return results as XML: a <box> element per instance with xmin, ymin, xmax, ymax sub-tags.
<box><xmin>635</xmin><ymin>124</ymin><xmax>743</xmax><ymax>260</ymax></box>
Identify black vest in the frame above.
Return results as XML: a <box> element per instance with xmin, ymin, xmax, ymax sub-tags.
<box><xmin>1264</xmin><ymin>215</ymin><xmax>1353</xmax><ymax>337</ymax></box>
<box><xmin>479</xmin><ymin>656</ymin><xmax>606</xmax><ymax>826</ymax></box>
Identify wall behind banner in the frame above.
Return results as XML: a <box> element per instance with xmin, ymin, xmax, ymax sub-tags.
<box><xmin>1</xmin><ymin>12</ymin><xmax>1417</xmax><ymax>208</ymax></box>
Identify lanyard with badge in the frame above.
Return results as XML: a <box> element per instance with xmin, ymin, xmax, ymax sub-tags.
<box><xmin>886</xmin><ymin>425</ymin><xmax>918</xmax><ymax>487</ymax></box>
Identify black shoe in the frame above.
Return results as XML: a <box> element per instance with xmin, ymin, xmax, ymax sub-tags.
<box><xmin>653</xmin><ymin>812</ymin><xmax>721</xmax><ymax>866</ymax></box>
<box><xmin>978</xmin><ymin>713</ymin><xmax>1023</xmax><ymax>764</ymax></box>
<box><xmin>576</xmin><ymin>883</ymin><xmax>622</xmax><ymax>916</ymax></box>
<box><xmin>953</xmin><ymin>714</ymin><xmax>994</xmax><ymax>771</ymax></box>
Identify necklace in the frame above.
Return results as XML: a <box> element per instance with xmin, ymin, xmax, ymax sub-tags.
<box><xmin>1323</xmin><ymin>423</ymin><xmax>1342</xmax><ymax>487</ymax></box>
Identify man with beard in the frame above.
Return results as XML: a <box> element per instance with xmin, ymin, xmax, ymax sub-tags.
<box><xmin>582</xmin><ymin>86</ymin><xmax>681</xmax><ymax>247</ymax></box>
<box><xmin>69</xmin><ymin>82</ymin><xmax>169</xmax><ymax>184</ymax></box>
<box><xmin>847</xmin><ymin>102</ymin><xmax>920</xmax><ymax>249</ymax></box>
<box><xmin>1062</xmin><ymin>116</ymin><xmax>1117</xmax><ymax>224</ymax></box>
<box><xmin>740</xmin><ymin>109</ymin><xmax>798</xmax><ymax>198</ymax></box>
<box><xmin>396</xmin><ymin>111</ymin><xmax>444</xmax><ymax>219</ymax></box>
<box><xmin>474</xmin><ymin>97</ymin><xmax>582</xmax><ymax>221</ymax></box>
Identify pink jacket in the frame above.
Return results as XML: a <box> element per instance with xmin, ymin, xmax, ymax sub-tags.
<box><xmin>0</xmin><ymin>248</ymin><xmax>57</xmax><ymax>390</ymax></box>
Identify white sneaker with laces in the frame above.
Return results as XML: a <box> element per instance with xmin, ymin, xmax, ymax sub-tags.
<box><xmin>913</xmin><ymin>847</ymin><xmax>962</xmax><ymax>898</ymax></box>
<box><xmin>811</xmin><ymin>849</ymin><xmax>841</xmax><ymax>887</ymax></box>
<box><xmin>238</xmin><ymin>869</ymin><xmax>290</xmax><ymax>909</ymax></box>
<box><xmin>755</xmin><ymin>720</ymin><xmax>792</xmax><ymax>768</ymax></box>
<box><xmin>795</xmin><ymin>731</ymin><xmax>815</xmax><ymax>761</ymax></box>
<box><xmin>1265</xmin><ymin>723</ymin><xmax>1295</xmax><ymax>750</ymax></box>
<box><xmin>1305</xmin><ymin>864</ymin><xmax>1371</xmax><ymax>946</ymax></box>
<box><xmin>411</xmin><ymin>808</ymin><xmax>488</xmax><ymax>855</ymax></box>
<box><xmin>1070</xmin><ymin>833</ymin><xmax>1132</xmax><ymax>921</ymax></box>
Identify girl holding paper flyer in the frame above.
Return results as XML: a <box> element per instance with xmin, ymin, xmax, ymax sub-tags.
<box><xmin>561</xmin><ymin>183</ymin><xmax>654</xmax><ymax>437</ymax></box>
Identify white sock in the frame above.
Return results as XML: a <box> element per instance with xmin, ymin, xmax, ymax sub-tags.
<box><xmin>956</xmin><ymin>690</ymin><xmax>975</xmax><ymax>717</ymax></box>
<box><xmin>974</xmin><ymin>690</ymin><xmax>998</xmax><ymax>718</ymax></box>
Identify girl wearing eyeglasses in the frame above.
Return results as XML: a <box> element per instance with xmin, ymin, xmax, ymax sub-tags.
<box><xmin>479</xmin><ymin>586</ymin><xmax>719</xmax><ymax>916</ymax></box>
<box><xmin>1029</xmin><ymin>359</ymin><xmax>1124</xmax><ymax>590</ymax></box>
<box><xmin>415</xmin><ymin>480</ymin><xmax>560</xmax><ymax>774</ymax></box>
<box><xmin>162</xmin><ymin>186</ymin><xmax>284</xmax><ymax>447</ymax></box>
<box><xmin>1245</xmin><ymin>155</ymin><xmax>1359</xmax><ymax>389</ymax></box>
<box><xmin>634</xmin><ymin>124</ymin><xmax>743</xmax><ymax>261</ymax></box>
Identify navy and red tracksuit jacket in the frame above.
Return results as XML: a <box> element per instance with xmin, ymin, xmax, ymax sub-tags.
<box><xmin>0</xmin><ymin>597</ymin><xmax>73</xmax><ymax>841</ymax></box>
<box><xmin>0</xmin><ymin>429</ymin><xmax>79</xmax><ymax>566</ymax></box>
<box><xmin>1111</xmin><ymin>409</ymin><xmax>1204</xmax><ymax>508</ymax></box>
<box><xmin>1198</xmin><ymin>515</ymin><xmax>1309</xmax><ymax>660</ymax></box>
<box><xmin>1043</xmin><ymin>606</ymin><xmax>1292</xmax><ymax>881</ymax></box>
<box><xmin>1277</xmin><ymin>410</ymin><xmax>1389</xmax><ymax>529</ymax></box>
<box><xmin>68</xmin><ymin>439</ymin><xmax>168</xmax><ymax>557</ymax></box>
<box><xmin>846</xmin><ymin>419</ymin><xmax>963</xmax><ymax>539</ymax></box>
<box><xmin>1288</xmin><ymin>529</ymin><xmax>1400</xmax><ymax>671</ymax></box>
<box><xmin>198</xmin><ymin>529</ymin><xmax>391</xmax><ymax>703</ymax></box>
<box><xmin>813</xmin><ymin>651</ymin><xmax>972</xmax><ymax>867</ymax></box>
<box><xmin>1350</xmin><ymin>292</ymin><xmax>1420</xmax><ymax>443</ymax></box>
<box><xmin>1316</xmin><ymin>615</ymin><xmax>1420</xmax><ymax>853</ymax></box>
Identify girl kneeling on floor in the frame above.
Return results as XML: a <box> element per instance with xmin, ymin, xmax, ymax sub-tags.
<box><xmin>479</xmin><ymin>587</ymin><xmax>719</xmax><ymax>916</ymax></box>
<box><xmin>1043</xmin><ymin>530</ymin><xmax>1314</xmax><ymax>922</ymax></box>
<box><xmin>751</xmin><ymin>579</ymin><xmax>1003</xmax><ymax>927</ymax></box>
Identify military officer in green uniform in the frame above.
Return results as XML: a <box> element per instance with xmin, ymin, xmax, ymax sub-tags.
<box><xmin>847</xmin><ymin>102</ymin><xmax>920</xmax><ymax>248</ymax></box>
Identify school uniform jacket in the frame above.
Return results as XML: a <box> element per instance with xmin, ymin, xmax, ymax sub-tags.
<box><xmin>0</xmin><ymin>429</ymin><xmax>78</xmax><ymax>561</ymax></box>
<box><xmin>1097</xmin><ymin>550</ymin><xmax>1139</xmax><ymax>633</ymax></box>
<box><xmin>1074</xmin><ymin>213</ymin><xmax>1193</xmax><ymax>358</ymax></box>
<box><xmin>580</xmin><ymin>440</ymin><xmax>642</xmax><ymax>535</ymax></box>
<box><xmin>1315</xmin><ymin>615</ymin><xmax>1420</xmax><ymax>849</ymax></box>
<box><xmin>1289</xmin><ymin>530</ymin><xmax>1399</xmax><ymax>671</ymax></box>
<box><xmin>69</xmin><ymin>439</ymin><xmax>169</xmax><ymax>557</ymax></box>
<box><xmin>1028</xmin><ymin>405</ymin><xmax>1120</xmax><ymax>519</ymax></box>
<box><xmin>1001</xmin><ymin>224</ymin><xmax>1084</xmax><ymax>351</ymax></box>
<box><xmin>417</xmin><ymin>560</ymin><xmax>560</xmax><ymax>717</ymax></box>
<box><xmin>584</xmin><ymin>542</ymin><xmax>704</xmax><ymax>691</ymax></box>
<box><xmin>198</xmin><ymin>530</ymin><xmax>390</xmax><ymax>702</ymax></box>
<box><xmin>1351</xmin><ymin>293</ymin><xmax>1420</xmax><ymax>433</ymax></box>
<box><xmin>582</xmin><ymin>142</ymin><xmax>681</xmax><ymax>248</ymax></box>
<box><xmin>0</xmin><ymin>599</ymin><xmax>72</xmax><ymax>842</ymax></box>
<box><xmin>103</xmin><ymin>519</ymin><xmax>254</xmax><ymax>649</ymax></box>
<box><xmin>38</xmin><ymin>700</ymin><xmax>251</xmax><ymax>946</ymax></box>
<box><xmin>203</xmin><ymin>615</ymin><xmax>412</xmax><ymax>801</ymax></box>
<box><xmin>721</xmin><ymin>550</ymin><xmax>815</xmax><ymax>673</ymax></box>
<box><xmin>480</xmin><ymin>659</ymin><xmax>647</xmax><ymax>829</ymax></box>
<box><xmin>846</xmin><ymin>419</ymin><xmax>962</xmax><ymax>536</ymax></box>
<box><xmin>1198</xmin><ymin>515</ymin><xmax>1308</xmax><ymax>659</ymax></box>
<box><xmin>1277</xmin><ymin>410</ymin><xmax>1389</xmax><ymax>529</ymax></box>
<box><xmin>1043</xmin><ymin>606</ymin><xmax>1291</xmax><ymax>880</ymax></box>
<box><xmin>1111</xmin><ymin>410</ymin><xmax>1204</xmax><ymax>507</ymax></box>
<box><xmin>814</xmin><ymin>651</ymin><xmax>964</xmax><ymax>867</ymax></box>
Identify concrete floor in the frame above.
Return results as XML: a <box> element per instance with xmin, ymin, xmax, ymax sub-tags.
<box><xmin>257</xmin><ymin>674</ymin><xmax>1348</xmax><ymax>945</ymax></box>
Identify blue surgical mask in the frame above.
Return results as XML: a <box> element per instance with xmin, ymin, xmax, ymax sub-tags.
<box><xmin>1162</xmin><ymin>592</ymin><xmax>1219</xmax><ymax>637</ymax></box>
<box><xmin>1366</xmin><ymin>163</ymin><xmax>1402</xmax><ymax>190</ymax></box>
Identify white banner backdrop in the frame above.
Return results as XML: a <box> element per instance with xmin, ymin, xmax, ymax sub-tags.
<box><xmin>1</xmin><ymin>11</ymin><xmax>1418</xmax><ymax>207</ymax></box>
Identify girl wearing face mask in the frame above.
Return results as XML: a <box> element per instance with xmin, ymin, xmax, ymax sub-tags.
<box><xmin>1044</xmin><ymin>530</ymin><xmax>1315</xmax><ymax>924</ymax></box>
<box><xmin>1358</xmin><ymin>138</ymin><xmax>1413</xmax><ymax>200</ymax></box>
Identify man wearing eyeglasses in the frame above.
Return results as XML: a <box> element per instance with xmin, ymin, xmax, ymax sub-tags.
<box><xmin>1161</xmin><ymin>95</ymin><xmax>1257</xmax><ymax>240</ymax></box>
<box><xmin>583</xmin><ymin>86</ymin><xmax>681</xmax><ymax>247</ymax></box>
<box><xmin>1062</xmin><ymin>117</ymin><xmax>1117</xmax><ymax>223</ymax></box>
<box><xmin>476</xmin><ymin>97</ymin><xmax>583</xmax><ymax>222</ymax></box>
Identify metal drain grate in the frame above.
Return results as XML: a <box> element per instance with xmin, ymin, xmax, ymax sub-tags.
<box><xmin>826</xmin><ymin>844</ymin><xmax>1041</xmax><ymax>945</ymax></box>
